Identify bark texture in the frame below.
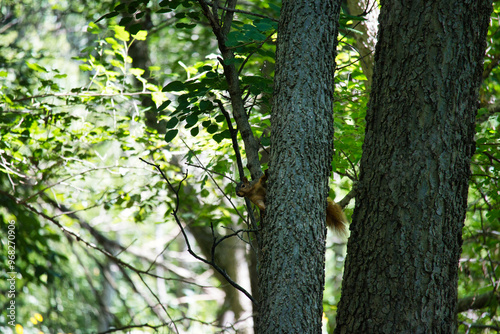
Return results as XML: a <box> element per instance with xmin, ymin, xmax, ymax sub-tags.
<box><xmin>335</xmin><ymin>1</ymin><xmax>492</xmax><ymax>333</ymax></box>
<box><xmin>256</xmin><ymin>0</ymin><xmax>341</xmax><ymax>333</ymax></box>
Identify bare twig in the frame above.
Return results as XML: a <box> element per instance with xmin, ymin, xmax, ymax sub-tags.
<box><xmin>237</xmin><ymin>31</ymin><xmax>276</xmax><ymax>76</ymax></box>
<box><xmin>7</xmin><ymin>91</ymin><xmax>153</xmax><ymax>103</ymax></box>
<box><xmin>216</xmin><ymin>99</ymin><xmax>260</xmax><ymax>247</ymax></box>
<box><xmin>180</xmin><ymin>138</ymin><xmax>247</xmax><ymax>223</ymax></box>
<box><xmin>202</xmin><ymin>0</ymin><xmax>278</xmax><ymax>22</ymax></box>
<box><xmin>4</xmin><ymin>193</ymin><xmax>174</xmax><ymax>280</ymax></box>
<box><xmin>185</xmin><ymin>162</ymin><xmax>236</xmax><ymax>182</ymax></box>
<box><xmin>337</xmin><ymin>147</ymin><xmax>359</xmax><ymax>181</ymax></box>
<box><xmin>139</xmin><ymin>158</ymin><xmax>257</xmax><ymax>305</ymax></box>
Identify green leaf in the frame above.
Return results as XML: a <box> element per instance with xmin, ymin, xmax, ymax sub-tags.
<box><xmin>220</xmin><ymin>129</ymin><xmax>232</xmax><ymax>139</ymax></box>
<box><xmin>340</xmin><ymin>13</ymin><xmax>367</xmax><ymax>22</ymax></box>
<box><xmin>261</xmin><ymin>136</ymin><xmax>271</xmax><ymax>146</ymax></box>
<box><xmin>26</xmin><ymin>62</ymin><xmax>48</xmax><ymax>73</ymax></box>
<box><xmin>255</xmin><ymin>19</ymin><xmax>277</xmax><ymax>32</ymax></box>
<box><xmin>114</xmin><ymin>3</ymin><xmax>127</xmax><ymax>11</ymax></box>
<box><xmin>186</xmin><ymin>12</ymin><xmax>201</xmax><ymax>20</ymax></box>
<box><xmin>130</xmin><ymin>68</ymin><xmax>145</xmax><ymax>76</ymax></box>
<box><xmin>87</xmin><ymin>22</ymin><xmax>101</xmax><ymax>34</ymax></box>
<box><xmin>157</xmin><ymin>100</ymin><xmax>171</xmax><ymax>112</ymax></box>
<box><xmin>247</xmin><ymin>29</ymin><xmax>267</xmax><ymax>42</ymax></box>
<box><xmin>132</xmin><ymin>30</ymin><xmax>148</xmax><ymax>41</ymax></box>
<box><xmin>207</xmin><ymin>124</ymin><xmax>218</xmax><ymax>134</ymax></box>
<box><xmin>176</xmin><ymin>22</ymin><xmax>196</xmax><ymax>29</ymax></box>
<box><xmin>165</xmin><ymin>129</ymin><xmax>178</xmax><ymax>142</ymax></box>
<box><xmin>119</xmin><ymin>17</ymin><xmax>133</xmax><ymax>26</ymax></box>
<box><xmin>128</xmin><ymin>23</ymin><xmax>142</xmax><ymax>35</ymax></box>
<box><xmin>113</xmin><ymin>25</ymin><xmax>130</xmax><ymax>42</ymax></box>
<box><xmin>166</xmin><ymin>117</ymin><xmax>179</xmax><ymax>129</ymax></box>
<box><xmin>226</xmin><ymin>31</ymin><xmax>244</xmax><ymax>47</ymax></box>
<box><xmin>212</xmin><ymin>133</ymin><xmax>223</xmax><ymax>143</ymax></box>
<box><xmin>190</xmin><ymin>126</ymin><xmax>199</xmax><ymax>137</ymax></box>
<box><xmin>205</xmin><ymin>71</ymin><xmax>218</xmax><ymax>78</ymax></box>
<box><xmin>186</xmin><ymin>113</ymin><xmax>198</xmax><ymax>126</ymax></box>
<box><xmin>104</xmin><ymin>11</ymin><xmax>120</xmax><ymax>21</ymax></box>
<box><xmin>199</xmin><ymin>100</ymin><xmax>213</xmax><ymax>111</ymax></box>
<box><xmin>160</xmin><ymin>0</ymin><xmax>182</xmax><ymax>8</ymax></box>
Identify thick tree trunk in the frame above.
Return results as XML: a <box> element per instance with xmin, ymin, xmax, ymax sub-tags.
<box><xmin>335</xmin><ymin>1</ymin><xmax>492</xmax><ymax>333</ymax></box>
<box><xmin>256</xmin><ymin>1</ymin><xmax>341</xmax><ymax>333</ymax></box>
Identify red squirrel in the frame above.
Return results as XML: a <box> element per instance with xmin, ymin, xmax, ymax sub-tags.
<box><xmin>236</xmin><ymin>170</ymin><xmax>348</xmax><ymax>235</ymax></box>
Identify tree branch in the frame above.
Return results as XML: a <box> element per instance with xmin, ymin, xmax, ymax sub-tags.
<box><xmin>197</xmin><ymin>0</ymin><xmax>262</xmax><ymax>181</ymax></box>
<box><xmin>140</xmin><ymin>158</ymin><xmax>257</xmax><ymax>305</ymax></box>
<box><xmin>203</xmin><ymin>0</ymin><xmax>278</xmax><ymax>22</ymax></box>
<box><xmin>457</xmin><ymin>290</ymin><xmax>499</xmax><ymax>313</ymax></box>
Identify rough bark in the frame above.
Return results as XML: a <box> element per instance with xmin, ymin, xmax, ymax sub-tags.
<box><xmin>256</xmin><ymin>1</ymin><xmax>341</xmax><ymax>333</ymax></box>
<box><xmin>335</xmin><ymin>1</ymin><xmax>492</xmax><ymax>333</ymax></box>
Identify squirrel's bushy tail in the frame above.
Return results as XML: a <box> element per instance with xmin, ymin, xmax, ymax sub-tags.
<box><xmin>326</xmin><ymin>198</ymin><xmax>348</xmax><ymax>236</ymax></box>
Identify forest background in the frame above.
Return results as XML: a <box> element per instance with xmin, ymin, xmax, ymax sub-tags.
<box><xmin>0</xmin><ymin>0</ymin><xmax>499</xmax><ymax>333</ymax></box>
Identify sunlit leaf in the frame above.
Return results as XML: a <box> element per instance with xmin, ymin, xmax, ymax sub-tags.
<box><xmin>132</xmin><ymin>30</ymin><xmax>148</xmax><ymax>41</ymax></box>
<box><xmin>26</xmin><ymin>62</ymin><xmax>48</xmax><ymax>73</ymax></box>
<box><xmin>113</xmin><ymin>25</ymin><xmax>130</xmax><ymax>42</ymax></box>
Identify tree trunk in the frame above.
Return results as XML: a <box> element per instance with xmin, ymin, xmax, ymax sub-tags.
<box><xmin>335</xmin><ymin>1</ymin><xmax>492</xmax><ymax>333</ymax></box>
<box><xmin>256</xmin><ymin>1</ymin><xmax>341</xmax><ymax>333</ymax></box>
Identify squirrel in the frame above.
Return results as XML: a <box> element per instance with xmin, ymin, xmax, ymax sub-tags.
<box><xmin>236</xmin><ymin>170</ymin><xmax>348</xmax><ymax>235</ymax></box>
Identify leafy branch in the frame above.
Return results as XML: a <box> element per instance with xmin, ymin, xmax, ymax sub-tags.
<box><xmin>197</xmin><ymin>0</ymin><xmax>262</xmax><ymax>181</ymax></box>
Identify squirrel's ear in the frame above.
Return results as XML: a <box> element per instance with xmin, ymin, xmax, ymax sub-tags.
<box><xmin>242</xmin><ymin>177</ymin><xmax>249</xmax><ymax>183</ymax></box>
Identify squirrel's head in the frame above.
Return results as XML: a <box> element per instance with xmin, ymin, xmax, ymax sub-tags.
<box><xmin>235</xmin><ymin>177</ymin><xmax>250</xmax><ymax>197</ymax></box>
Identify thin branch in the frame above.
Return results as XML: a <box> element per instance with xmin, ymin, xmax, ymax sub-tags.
<box><xmin>457</xmin><ymin>290</ymin><xmax>499</xmax><ymax>313</ymax></box>
<box><xmin>197</xmin><ymin>0</ymin><xmax>262</xmax><ymax>180</ymax></box>
<box><xmin>0</xmin><ymin>190</ymin><xmax>189</xmax><ymax>283</ymax></box>
<box><xmin>336</xmin><ymin>49</ymin><xmax>374</xmax><ymax>71</ymax></box>
<box><xmin>139</xmin><ymin>158</ymin><xmax>257</xmax><ymax>305</ymax></box>
<box><xmin>214</xmin><ymin>226</ymin><xmax>259</xmax><ymax>248</ymax></box>
<box><xmin>6</xmin><ymin>91</ymin><xmax>154</xmax><ymax>103</ymax></box>
<box><xmin>98</xmin><ymin>323</ymin><xmax>171</xmax><ymax>334</ymax></box>
<box><xmin>43</xmin><ymin>195</ymin><xmax>207</xmax><ymax>286</ymax></box>
<box><xmin>338</xmin><ymin>189</ymin><xmax>356</xmax><ymax>210</ymax></box>
<box><xmin>237</xmin><ymin>31</ymin><xmax>276</xmax><ymax>76</ymax></box>
<box><xmin>185</xmin><ymin>162</ymin><xmax>236</xmax><ymax>182</ymax></box>
<box><xmin>137</xmin><ymin>273</ymin><xmax>179</xmax><ymax>334</ymax></box>
<box><xmin>180</xmin><ymin>138</ymin><xmax>247</xmax><ymax>223</ymax></box>
<box><xmin>337</xmin><ymin>147</ymin><xmax>359</xmax><ymax>181</ymax></box>
<box><xmin>203</xmin><ymin>0</ymin><xmax>278</xmax><ymax>22</ymax></box>
<box><xmin>18</xmin><ymin>166</ymin><xmax>118</xmax><ymax>205</ymax></box>
<box><xmin>216</xmin><ymin>100</ymin><xmax>260</xmax><ymax>240</ymax></box>
<box><xmin>215</xmin><ymin>99</ymin><xmax>244</xmax><ymax>177</ymax></box>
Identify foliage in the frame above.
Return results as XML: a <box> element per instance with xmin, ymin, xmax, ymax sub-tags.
<box><xmin>0</xmin><ymin>0</ymin><xmax>498</xmax><ymax>333</ymax></box>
